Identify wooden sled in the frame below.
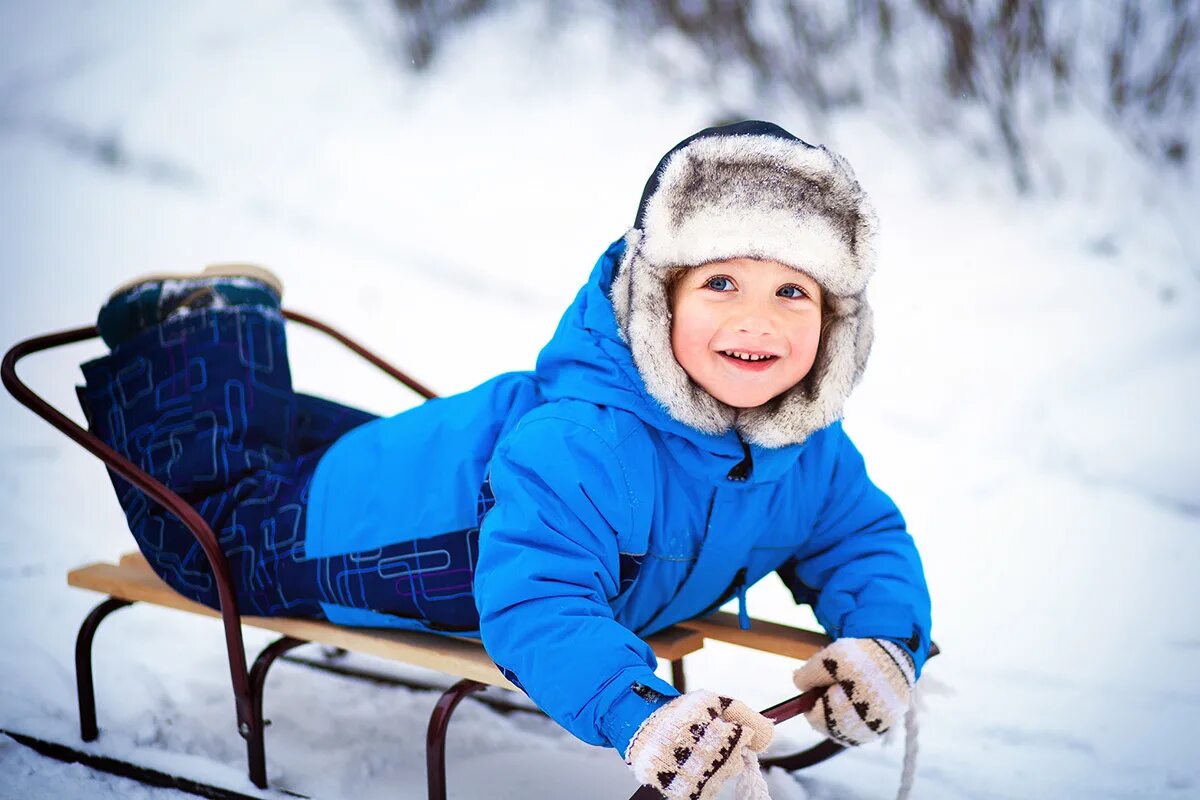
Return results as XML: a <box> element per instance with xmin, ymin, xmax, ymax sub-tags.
<box><xmin>3</xmin><ymin>311</ymin><xmax>937</xmax><ymax>800</ymax></box>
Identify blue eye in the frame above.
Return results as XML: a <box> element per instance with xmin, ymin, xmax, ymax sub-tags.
<box><xmin>705</xmin><ymin>276</ymin><xmax>734</xmax><ymax>292</ymax></box>
<box><xmin>778</xmin><ymin>284</ymin><xmax>808</xmax><ymax>299</ymax></box>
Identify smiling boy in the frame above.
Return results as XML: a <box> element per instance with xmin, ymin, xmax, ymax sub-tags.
<box><xmin>83</xmin><ymin>120</ymin><xmax>931</xmax><ymax>800</ymax></box>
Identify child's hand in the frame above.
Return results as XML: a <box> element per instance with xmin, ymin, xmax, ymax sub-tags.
<box><xmin>792</xmin><ymin>637</ymin><xmax>915</xmax><ymax>745</ymax></box>
<box><xmin>624</xmin><ymin>689</ymin><xmax>773</xmax><ymax>799</ymax></box>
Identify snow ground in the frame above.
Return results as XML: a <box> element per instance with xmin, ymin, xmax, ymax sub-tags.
<box><xmin>1</xmin><ymin>2</ymin><xmax>1198</xmax><ymax>799</ymax></box>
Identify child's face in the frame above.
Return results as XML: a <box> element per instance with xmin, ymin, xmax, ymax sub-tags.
<box><xmin>669</xmin><ymin>258</ymin><xmax>823</xmax><ymax>410</ymax></box>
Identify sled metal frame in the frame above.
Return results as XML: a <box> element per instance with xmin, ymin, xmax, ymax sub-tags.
<box><xmin>3</xmin><ymin>312</ymin><xmax>932</xmax><ymax>800</ymax></box>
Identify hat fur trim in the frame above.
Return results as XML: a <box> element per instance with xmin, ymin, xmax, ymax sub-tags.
<box><xmin>610</xmin><ymin>134</ymin><xmax>878</xmax><ymax>448</ymax></box>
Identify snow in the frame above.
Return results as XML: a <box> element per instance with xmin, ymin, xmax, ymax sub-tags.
<box><xmin>2</xmin><ymin>2</ymin><xmax>1198</xmax><ymax>799</ymax></box>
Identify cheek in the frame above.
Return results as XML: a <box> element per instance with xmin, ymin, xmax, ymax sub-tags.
<box><xmin>670</xmin><ymin>309</ymin><xmax>713</xmax><ymax>370</ymax></box>
<box><xmin>790</xmin><ymin>320</ymin><xmax>823</xmax><ymax>367</ymax></box>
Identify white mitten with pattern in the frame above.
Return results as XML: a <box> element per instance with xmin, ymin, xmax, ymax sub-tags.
<box><xmin>624</xmin><ymin>690</ymin><xmax>774</xmax><ymax>799</ymax></box>
<box><xmin>792</xmin><ymin>638</ymin><xmax>915</xmax><ymax>746</ymax></box>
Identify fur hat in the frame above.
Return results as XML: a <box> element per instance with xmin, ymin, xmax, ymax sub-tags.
<box><xmin>609</xmin><ymin>121</ymin><xmax>879</xmax><ymax>448</ymax></box>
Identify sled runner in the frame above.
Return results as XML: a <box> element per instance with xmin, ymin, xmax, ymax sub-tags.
<box><xmin>3</xmin><ymin>311</ymin><xmax>936</xmax><ymax>800</ymax></box>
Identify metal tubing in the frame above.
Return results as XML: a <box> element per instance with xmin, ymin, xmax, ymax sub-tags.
<box><xmin>245</xmin><ymin>636</ymin><xmax>307</xmax><ymax>789</ymax></box>
<box><xmin>760</xmin><ymin>739</ymin><xmax>847</xmax><ymax>771</ymax></box>
<box><xmin>426</xmin><ymin>679</ymin><xmax>486</xmax><ymax>800</ymax></box>
<box><xmin>2</xmin><ymin>313</ymin><xmax>435</xmax><ymax>761</ymax></box>
<box><xmin>3</xmin><ymin>326</ymin><xmax>257</xmax><ymax>734</ymax></box>
<box><xmin>283</xmin><ymin>310</ymin><xmax>436</xmax><ymax>399</ymax></box>
<box><xmin>749</xmin><ymin>683</ymin><xmax>853</xmax><ymax>770</ymax></box>
<box><xmin>75</xmin><ymin>597</ymin><xmax>134</xmax><ymax>741</ymax></box>
<box><xmin>669</xmin><ymin>658</ymin><xmax>686</xmax><ymax>694</ymax></box>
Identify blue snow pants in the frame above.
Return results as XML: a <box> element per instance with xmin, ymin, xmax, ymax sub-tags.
<box><xmin>78</xmin><ymin>306</ymin><xmax>482</xmax><ymax>630</ymax></box>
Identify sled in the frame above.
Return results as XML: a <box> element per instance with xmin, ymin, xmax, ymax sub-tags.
<box><xmin>3</xmin><ymin>311</ymin><xmax>937</xmax><ymax>800</ymax></box>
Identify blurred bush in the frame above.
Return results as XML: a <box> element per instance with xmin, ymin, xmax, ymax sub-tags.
<box><xmin>356</xmin><ymin>0</ymin><xmax>1198</xmax><ymax>193</ymax></box>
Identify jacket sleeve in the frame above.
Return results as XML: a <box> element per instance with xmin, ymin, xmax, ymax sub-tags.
<box><xmin>474</xmin><ymin>417</ymin><xmax>679</xmax><ymax>755</ymax></box>
<box><xmin>786</xmin><ymin>423</ymin><xmax>933</xmax><ymax>675</ymax></box>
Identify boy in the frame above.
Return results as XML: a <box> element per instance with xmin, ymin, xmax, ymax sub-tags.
<box><xmin>85</xmin><ymin>121</ymin><xmax>931</xmax><ymax>799</ymax></box>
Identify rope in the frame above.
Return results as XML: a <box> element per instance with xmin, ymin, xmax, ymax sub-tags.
<box><xmin>736</xmin><ymin>749</ymin><xmax>772</xmax><ymax>800</ymax></box>
<box><xmin>895</xmin><ymin>687</ymin><xmax>920</xmax><ymax>800</ymax></box>
<box><xmin>737</xmin><ymin>687</ymin><xmax>923</xmax><ymax>800</ymax></box>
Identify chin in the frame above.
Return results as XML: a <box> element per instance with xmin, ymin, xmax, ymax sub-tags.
<box><xmin>711</xmin><ymin>388</ymin><xmax>778</xmax><ymax>409</ymax></box>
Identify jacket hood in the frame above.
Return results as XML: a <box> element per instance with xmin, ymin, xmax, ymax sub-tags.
<box><xmin>609</xmin><ymin>120</ymin><xmax>878</xmax><ymax>448</ymax></box>
<box><xmin>534</xmin><ymin>238</ymin><xmax>808</xmax><ymax>483</ymax></box>
<box><xmin>533</xmin><ymin>238</ymin><xmax>701</xmax><ymax>440</ymax></box>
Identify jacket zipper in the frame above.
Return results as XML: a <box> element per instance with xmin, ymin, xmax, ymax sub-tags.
<box><xmin>726</xmin><ymin>434</ymin><xmax>753</xmax><ymax>481</ymax></box>
<box><xmin>715</xmin><ymin>435</ymin><xmax>753</xmax><ymax>627</ymax></box>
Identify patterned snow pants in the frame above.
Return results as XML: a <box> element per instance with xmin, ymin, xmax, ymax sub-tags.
<box><xmin>79</xmin><ymin>306</ymin><xmax>483</xmax><ymax>630</ymax></box>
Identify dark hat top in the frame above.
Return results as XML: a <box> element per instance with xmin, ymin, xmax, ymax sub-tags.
<box><xmin>634</xmin><ymin>120</ymin><xmax>812</xmax><ymax>229</ymax></box>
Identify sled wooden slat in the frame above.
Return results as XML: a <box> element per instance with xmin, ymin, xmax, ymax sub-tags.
<box><xmin>118</xmin><ymin>551</ymin><xmax>154</xmax><ymax>572</ymax></box>
<box><xmin>69</xmin><ymin>553</ymin><xmax>707</xmax><ymax>689</ymax></box>
<box><xmin>678</xmin><ymin>611</ymin><xmax>832</xmax><ymax>661</ymax></box>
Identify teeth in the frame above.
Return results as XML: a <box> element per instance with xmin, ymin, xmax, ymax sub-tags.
<box><xmin>723</xmin><ymin>351</ymin><xmax>774</xmax><ymax>362</ymax></box>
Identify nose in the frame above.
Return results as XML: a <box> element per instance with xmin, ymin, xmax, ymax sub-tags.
<box><xmin>730</xmin><ymin>296</ymin><xmax>779</xmax><ymax>337</ymax></box>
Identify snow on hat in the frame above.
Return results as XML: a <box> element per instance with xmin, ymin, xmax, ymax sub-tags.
<box><xmin>609</xmin><ymin>120</ymin><xmax>879</xmax><ymax>447</ymax></box>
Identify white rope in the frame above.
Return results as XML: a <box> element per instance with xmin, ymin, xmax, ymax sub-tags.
<box><xmin>736</xmin><ymin>748</ymin><xmax>772</xmax><ymax>800</ymax></box>
<box><xmin>895</xmin><ymin>688</ymin><xmax>920</xmax><ymax>800</ymax></box>
<box><xmin>735</xmin><ymin>684</ymin><xmax>923</xmax><ymax>800</ymax></box>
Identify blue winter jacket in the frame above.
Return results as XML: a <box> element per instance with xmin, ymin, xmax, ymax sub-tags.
<box><xmin>306</xmin><ymin>238</ymin><xmax>932</xmax><ymax>755</ymax></box>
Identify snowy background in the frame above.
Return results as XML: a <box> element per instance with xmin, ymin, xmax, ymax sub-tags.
<box><xmin>2</xmin><ymin>2</ymin><xmax>1198</xmax><ymax>799</ymax></box>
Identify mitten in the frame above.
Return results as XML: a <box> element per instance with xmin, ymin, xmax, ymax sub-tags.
<box><xmin>792</xmin><ymin>637</ymin><xmax>915</xmax><ymax>746</ymax></box>
<box><xmin>624</xmin><ymin>689</ymin><xmax>774</xmax><ymax>800</ymax></box>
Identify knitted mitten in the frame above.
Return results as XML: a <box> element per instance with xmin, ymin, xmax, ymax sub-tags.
<box><xmin>792</xmin><ymin>638</ymin><xmax>915</xmax><ymax>746</ymax></box>
<box><xmin>624</xmin><ymin>690</ymin><xmax>774</xmax><ymax>800</ymax></box>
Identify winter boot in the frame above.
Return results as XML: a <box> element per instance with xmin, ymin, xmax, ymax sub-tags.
<box><xmin>97</xmin><ymin>263</ymin><xmax>283</xmax><ymax>349</ymax></box>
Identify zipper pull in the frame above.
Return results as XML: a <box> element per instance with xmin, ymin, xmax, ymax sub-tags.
<box><xmin>733</xmin><ymin>568</ymin><xmax>750</xmax><ymax>630</ymax></box>
<box><xmin>726</xmin><ymin>435</ymin><xmax>753</xmax><ymax>481</ymax></box>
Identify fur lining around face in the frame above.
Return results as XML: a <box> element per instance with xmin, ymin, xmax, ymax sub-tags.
<box><xmin>610</xmin><ymin>131</ymin><xmax>878</xmax><ymax>448</ymax></box>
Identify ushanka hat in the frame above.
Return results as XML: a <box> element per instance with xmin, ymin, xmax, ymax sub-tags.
<box><xmin>609</xmin><ymin>120</ymin><xmax>879</xmax><ymax>448</ymax></box>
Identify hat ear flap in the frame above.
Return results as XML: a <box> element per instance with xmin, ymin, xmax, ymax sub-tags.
<box><xmin>609</xmin><ymin>228</ymin><xmax>641</xmax><ymax>344</ymax></box>
<box><xmin>611</xmin><ymin>229</ymin><xmax>735</xmax><ymax>436</ymax></box>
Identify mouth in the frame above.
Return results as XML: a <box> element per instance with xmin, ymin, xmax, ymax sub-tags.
<box><xmin>718</xmin><ymin>350</ymin><xmax>780</xmax><ymax>371</ymax></box>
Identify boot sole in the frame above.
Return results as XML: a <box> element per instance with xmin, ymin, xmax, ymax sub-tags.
<box><xmin>105</xmin><ymin>263</ymin><xmax>284</xmax><ymax>302</ymax></box>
